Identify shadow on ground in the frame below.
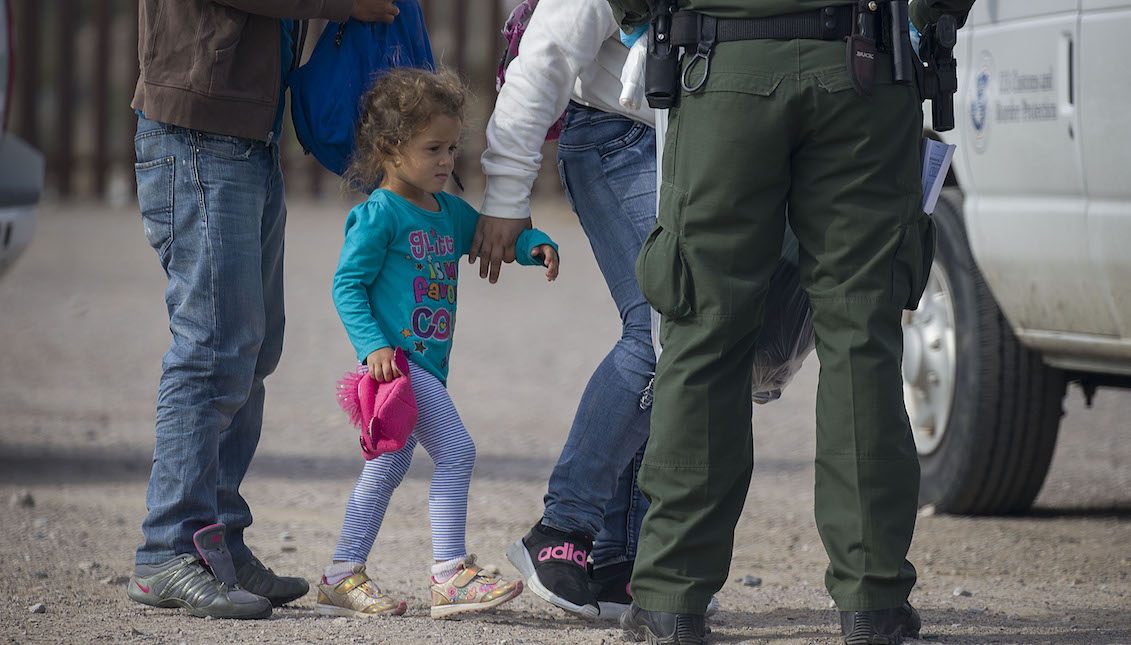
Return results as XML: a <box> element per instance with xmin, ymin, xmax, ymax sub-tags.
<box><xmin>0</xmin><ymin>443</ymin><xmax>812</xmax><ymax>486</ymax></box>
<box><xmin>0</xmin><ymin>443</ymin><xmax>555</xmax><ymax>485</ymax></box>
<box><xmin>704</xmin><ymin>607</ymin><xmax>1131</xmax><ymax>644</ymax></box>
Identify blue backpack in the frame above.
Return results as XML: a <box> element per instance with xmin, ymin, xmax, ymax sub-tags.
<box><xmin>288</xmin><ymin>4</ymin><xmax>435</xmax><ymax>177</ymax></box>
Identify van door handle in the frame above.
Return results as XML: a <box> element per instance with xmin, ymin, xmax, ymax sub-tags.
<box><xmin>1057</xmin><ymin>31</ymin><xmax>1075</xmax><ymax>127</ymax></box>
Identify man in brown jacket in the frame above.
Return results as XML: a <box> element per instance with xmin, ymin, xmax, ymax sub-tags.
<box><xmin>126</xmin><ymin>0</ymin><xmax>401</xmax><ymax>619</ymax></box>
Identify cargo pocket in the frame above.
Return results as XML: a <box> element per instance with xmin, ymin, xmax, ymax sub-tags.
<box><xmin>893</xmin><ymin>215</ymin><xmax>937</xmax><ymax>310</ymax></box>
<box><xmin>635</xmin><ymin>186</ymin><xmax>693</xmax><ymax>319</ymax></box>
<box><xmin>135</xmin><ymin>156</ymin><xmax>175</xmax><ymax>257</ymax></box>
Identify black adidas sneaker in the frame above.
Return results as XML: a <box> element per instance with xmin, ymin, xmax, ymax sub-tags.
<box><xmin>505</xmin><ymin>522</ymin><xmax>598</xmax><ymax>619</ymax></box>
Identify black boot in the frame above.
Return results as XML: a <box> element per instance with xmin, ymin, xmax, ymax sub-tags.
<box><xmin>620</xmin><ymin>602</ymin><xmax>706</xmax><ymax>645</ymax></box>
<box><xmin>840</xmin><ymin>602</ymin><xmax>921</xmax><ymax>644</ymax></box>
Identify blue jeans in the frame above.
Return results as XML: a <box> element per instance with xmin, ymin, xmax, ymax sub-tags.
<box><xmin>133</xmin><ymin>117</ymin><xmax>286</xmax><ymax>566</ymax></box>
<box><xmin>542</xmin><ymin>103</ymin><xmax>657</xmax><ymax>568</ymax></box>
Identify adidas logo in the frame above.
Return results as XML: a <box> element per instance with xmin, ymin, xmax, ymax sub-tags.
<box><xmin>537</xmin><ymin>543</ymin><xmax>587</xmax><ymax>567</ymax></box>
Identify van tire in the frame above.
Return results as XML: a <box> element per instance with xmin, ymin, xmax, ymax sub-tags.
<box><xmin>914</xmin><ymin>189</ymin><xmax>1067</xmax><ymax>514</ymax></box>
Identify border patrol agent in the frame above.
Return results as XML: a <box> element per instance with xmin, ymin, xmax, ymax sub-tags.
<box><xmin>605</xmin><ymin>1</ymin><xmax>974</xmax><ymax>643</ymax></box>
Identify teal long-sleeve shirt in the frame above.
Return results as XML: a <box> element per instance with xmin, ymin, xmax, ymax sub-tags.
<box><xmin>332</xmin><ymin>189</ymin><xmax>558</xmax><ymax>386</ymax></box>
<box><xmin>609</xmin><ymin>0</ymin><xmax>975</xmax><ymax>32</ymax></box>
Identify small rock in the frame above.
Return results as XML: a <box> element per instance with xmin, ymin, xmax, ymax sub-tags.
<box><xmin>738</xmin><ymin>575</ymin><xmax>762</xmax><ymax>587</ymax></box>
<box><xmin>130</xmin><ymin>627</ymin><xmax>145</xmax><ymax>636</ymax></box>
<box><xmin>34</xmin><ymin>571</ymin><xmax>48</xmax><ymax>579</ymax></box>
<box><xmin>101</xmin><ymin>575</ymin><xmax>129</xmax><ymax>585</ymax></box>
<box><xmin>281</xmin><ymin>545</ymin><xmax>297</xmax><ymax>553</ymax></box>
<box><xmin>11</xmin><ymin>490</ymin><xmax>35</xmax><ymax>508</ymax></box>
<box><xmin>917</xmin><ymin>504</ymin><xmax>936</xmax><ymax>518</ymax></box>
<box><xmin>333</xmin><ymin>617</ymin><xmax>349</xmax><ymax>625</ymax></box>
<box><xmin>953</xmin><ymin>587</ymin><xmax>972</xmax><ymax>597</ymax></box>
<box><xmin>78</xmin><ymin>561</ymin><xmax>100</xmax><ymax>573</ymax></box>
<box><xmin>828</xmin><ymin>600</ymin><xmax>837</xmax><ymax>609</ymax></box>
<box><xmin>482</xmin><ymin>564</ymin><xmax>501</xmax><ymax>575</ymax></box>
<box><xmin>1007</xmin><ymin>614</ymin><xmax>1021</xmax><ymax>620</ymax></box>
<box><xmin>279</xmin><ymin>531</ymin><xmax>293</xmax><ymax>541</ymax></box>
<box><xmin>966</xmin><ymin>606</ymin><xmax>986</xmax><ymax>615</ymax></box>
<box><xmin>29</xmin><ymin>603</ymin><xmax>46</xmax><ymax>614</ymax></box>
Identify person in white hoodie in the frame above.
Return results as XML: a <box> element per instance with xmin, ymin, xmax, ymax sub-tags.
<box><xmin>473</xmin><ymin>0</ymin><xmax>660</xmax><ymax>621</ymax></box>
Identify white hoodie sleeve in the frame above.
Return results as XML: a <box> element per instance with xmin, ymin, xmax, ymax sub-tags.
<box><xmin>479</xmin><ymin>0</ymin><xmax>620</xmax><ymax>220</ymax></box>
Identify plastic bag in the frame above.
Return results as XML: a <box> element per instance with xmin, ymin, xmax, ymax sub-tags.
<box><xmin>750</xmin><ymin>230</ymin><xmax>815</xmax><ymax>404</ymax></box>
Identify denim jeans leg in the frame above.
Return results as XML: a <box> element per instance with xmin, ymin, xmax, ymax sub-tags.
<box><xmin>592</xmin><ymin>443</ymin><xmax>648</xmax><ymax>567</ymax></box>
<box><xmin>541</xmin><ymin>105</ymin><xmax>658</xmax><ymax>541</ymax></box>
<box><xmin>218</xmin><ymin>145</ymin><xmax>287</xmax><ymax>567</ymax></box>
<box><xmin>133</xmin><ymin>117</ymin><xmax>280</xmax><ymax>565</ymax></box>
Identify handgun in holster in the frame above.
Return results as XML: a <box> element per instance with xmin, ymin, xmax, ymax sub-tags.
<box><xmin>915</xmin><ymin>13</ymin><xmax>958</xmax><ymax>132</ymax></box>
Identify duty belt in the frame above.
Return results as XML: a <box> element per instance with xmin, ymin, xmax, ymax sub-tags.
<box><xmin>668</xmin><ymin>6</ymin><xmax>855</xmax><ymax>48</ymax></box>
<box><xmin>668</xmin><ymin>6</ymin><xmax>857</xmax><ymax>92</ymax></box>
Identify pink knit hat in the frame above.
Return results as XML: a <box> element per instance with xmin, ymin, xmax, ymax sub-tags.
<box><xmin>336</xmin><ymin>347</ymin><xmax>418</xmax><ymax>459</ymax></box>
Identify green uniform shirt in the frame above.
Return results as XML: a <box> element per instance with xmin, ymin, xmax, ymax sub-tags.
<box><xmin>610</xmin><ymin>0</ymin><xmax>975</xmax><ymax>32</ymax></box>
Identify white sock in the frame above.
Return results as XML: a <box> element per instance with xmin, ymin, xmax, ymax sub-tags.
<box><xmin>430</xmin><ymin>556</ymin><xmax>467</xmax><ymax>583</ymax></box>
<box><xmin>324</xmin><ymin>561</ymin><xmax>363</xmax><ymax>585</ymax></box>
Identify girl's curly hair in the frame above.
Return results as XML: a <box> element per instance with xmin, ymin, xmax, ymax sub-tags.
<box><xmin>345</xmin><ymin>67</ymin><xmax>468</xmax><ymax>192</ymax></box>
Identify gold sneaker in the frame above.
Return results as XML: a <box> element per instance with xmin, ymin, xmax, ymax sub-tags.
<box><xmin>314</xmin><ymin>565</ymin><xmax>407</xmax><ymax>618</ymax></box>
<box><xmin>429</xmin><ymin>555</ymin><xmax>523</xmax><ymax>619</ymax></box>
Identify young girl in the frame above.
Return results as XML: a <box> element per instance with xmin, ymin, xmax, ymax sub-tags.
<box><xmin>317</xmin><ymin>67</ymin><xmax>559</xmax><ymax>620</ymax></box>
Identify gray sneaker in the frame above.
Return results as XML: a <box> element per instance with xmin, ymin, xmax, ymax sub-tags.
<box><xmin>127</xmin><ymin>554</ymin><xmax>272</xmax><ymax>619</ymax></box>
<box><xmin>236</xmin><ymin>556</ymin><xmax>309</xmax><ymax>607</ymax></box>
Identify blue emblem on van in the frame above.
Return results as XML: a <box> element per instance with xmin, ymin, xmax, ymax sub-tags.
<box><xmin>971</xmin><ymin>51</ymin><xmax>993</xmax><ymax>153</ymax></box>
<box><xmin>972</xmin><ymin>69</ymin><xmax>989</xmax><ymax>132</ymax></box>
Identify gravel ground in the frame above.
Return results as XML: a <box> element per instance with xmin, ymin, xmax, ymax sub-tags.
<box><xmin>1</xmin><ymin>198</ymin><xmax>1129</xmax><ymax>644</ymax></box>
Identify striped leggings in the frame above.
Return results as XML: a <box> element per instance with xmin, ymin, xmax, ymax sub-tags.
<box><xmin>333</xmin><ymin>359</ymin><xmax>475</xmax><ymax>563</ymax></box>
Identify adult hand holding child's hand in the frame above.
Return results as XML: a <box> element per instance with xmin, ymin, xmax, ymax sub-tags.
<box><xmin>365</xmin><ymin>347</ymin><xmax>402</xmax><ymax>382</ymax></box>
<box><xmin>469</xmin><ymin>215</ymin><xmax>532</xmax><ymax>284</ymax></box>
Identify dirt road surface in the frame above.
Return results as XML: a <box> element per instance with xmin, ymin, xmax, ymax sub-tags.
<box><xmin>2</xmin><ymin>199</ymin><xmax>1129</xmax><ymax>644</ymax></box>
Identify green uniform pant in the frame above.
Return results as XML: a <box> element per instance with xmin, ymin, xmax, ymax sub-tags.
<box><xmin>632</xmin><ymin>38</ymin><xmax>933</xmax><ymax>614</ymax></box>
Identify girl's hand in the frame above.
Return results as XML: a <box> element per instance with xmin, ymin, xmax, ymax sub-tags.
<box><xmin>365</xmin><ymin>347</ymin><xmax>402</xmax><ymax>382</ymax></box>
<box><xmin>532</xmin><ymin>245</ymin><xmax>559</xmax><ymax>281</ymax></box>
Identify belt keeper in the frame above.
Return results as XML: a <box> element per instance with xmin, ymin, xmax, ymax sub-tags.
<box><xmin>681</xmin><ymin>14</ymin><xmax>717</xmax><ymax>93</ymax></box>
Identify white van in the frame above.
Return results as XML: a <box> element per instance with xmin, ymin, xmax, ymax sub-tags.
<box><xmin>906</xmin><ymin>0</ymin><xmax>1131</xmax><ymax>513</ymax></box>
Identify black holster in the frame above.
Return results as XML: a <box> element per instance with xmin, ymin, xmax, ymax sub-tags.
<box><xmin>645</xmin><ymin>3</ymin><xmax>680</xmax><ymax>109</ymax></box>
<box><xmin>915</xmin><ymin>14</ymin><xmax>958</xmax><ymax>131</ymax></box>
